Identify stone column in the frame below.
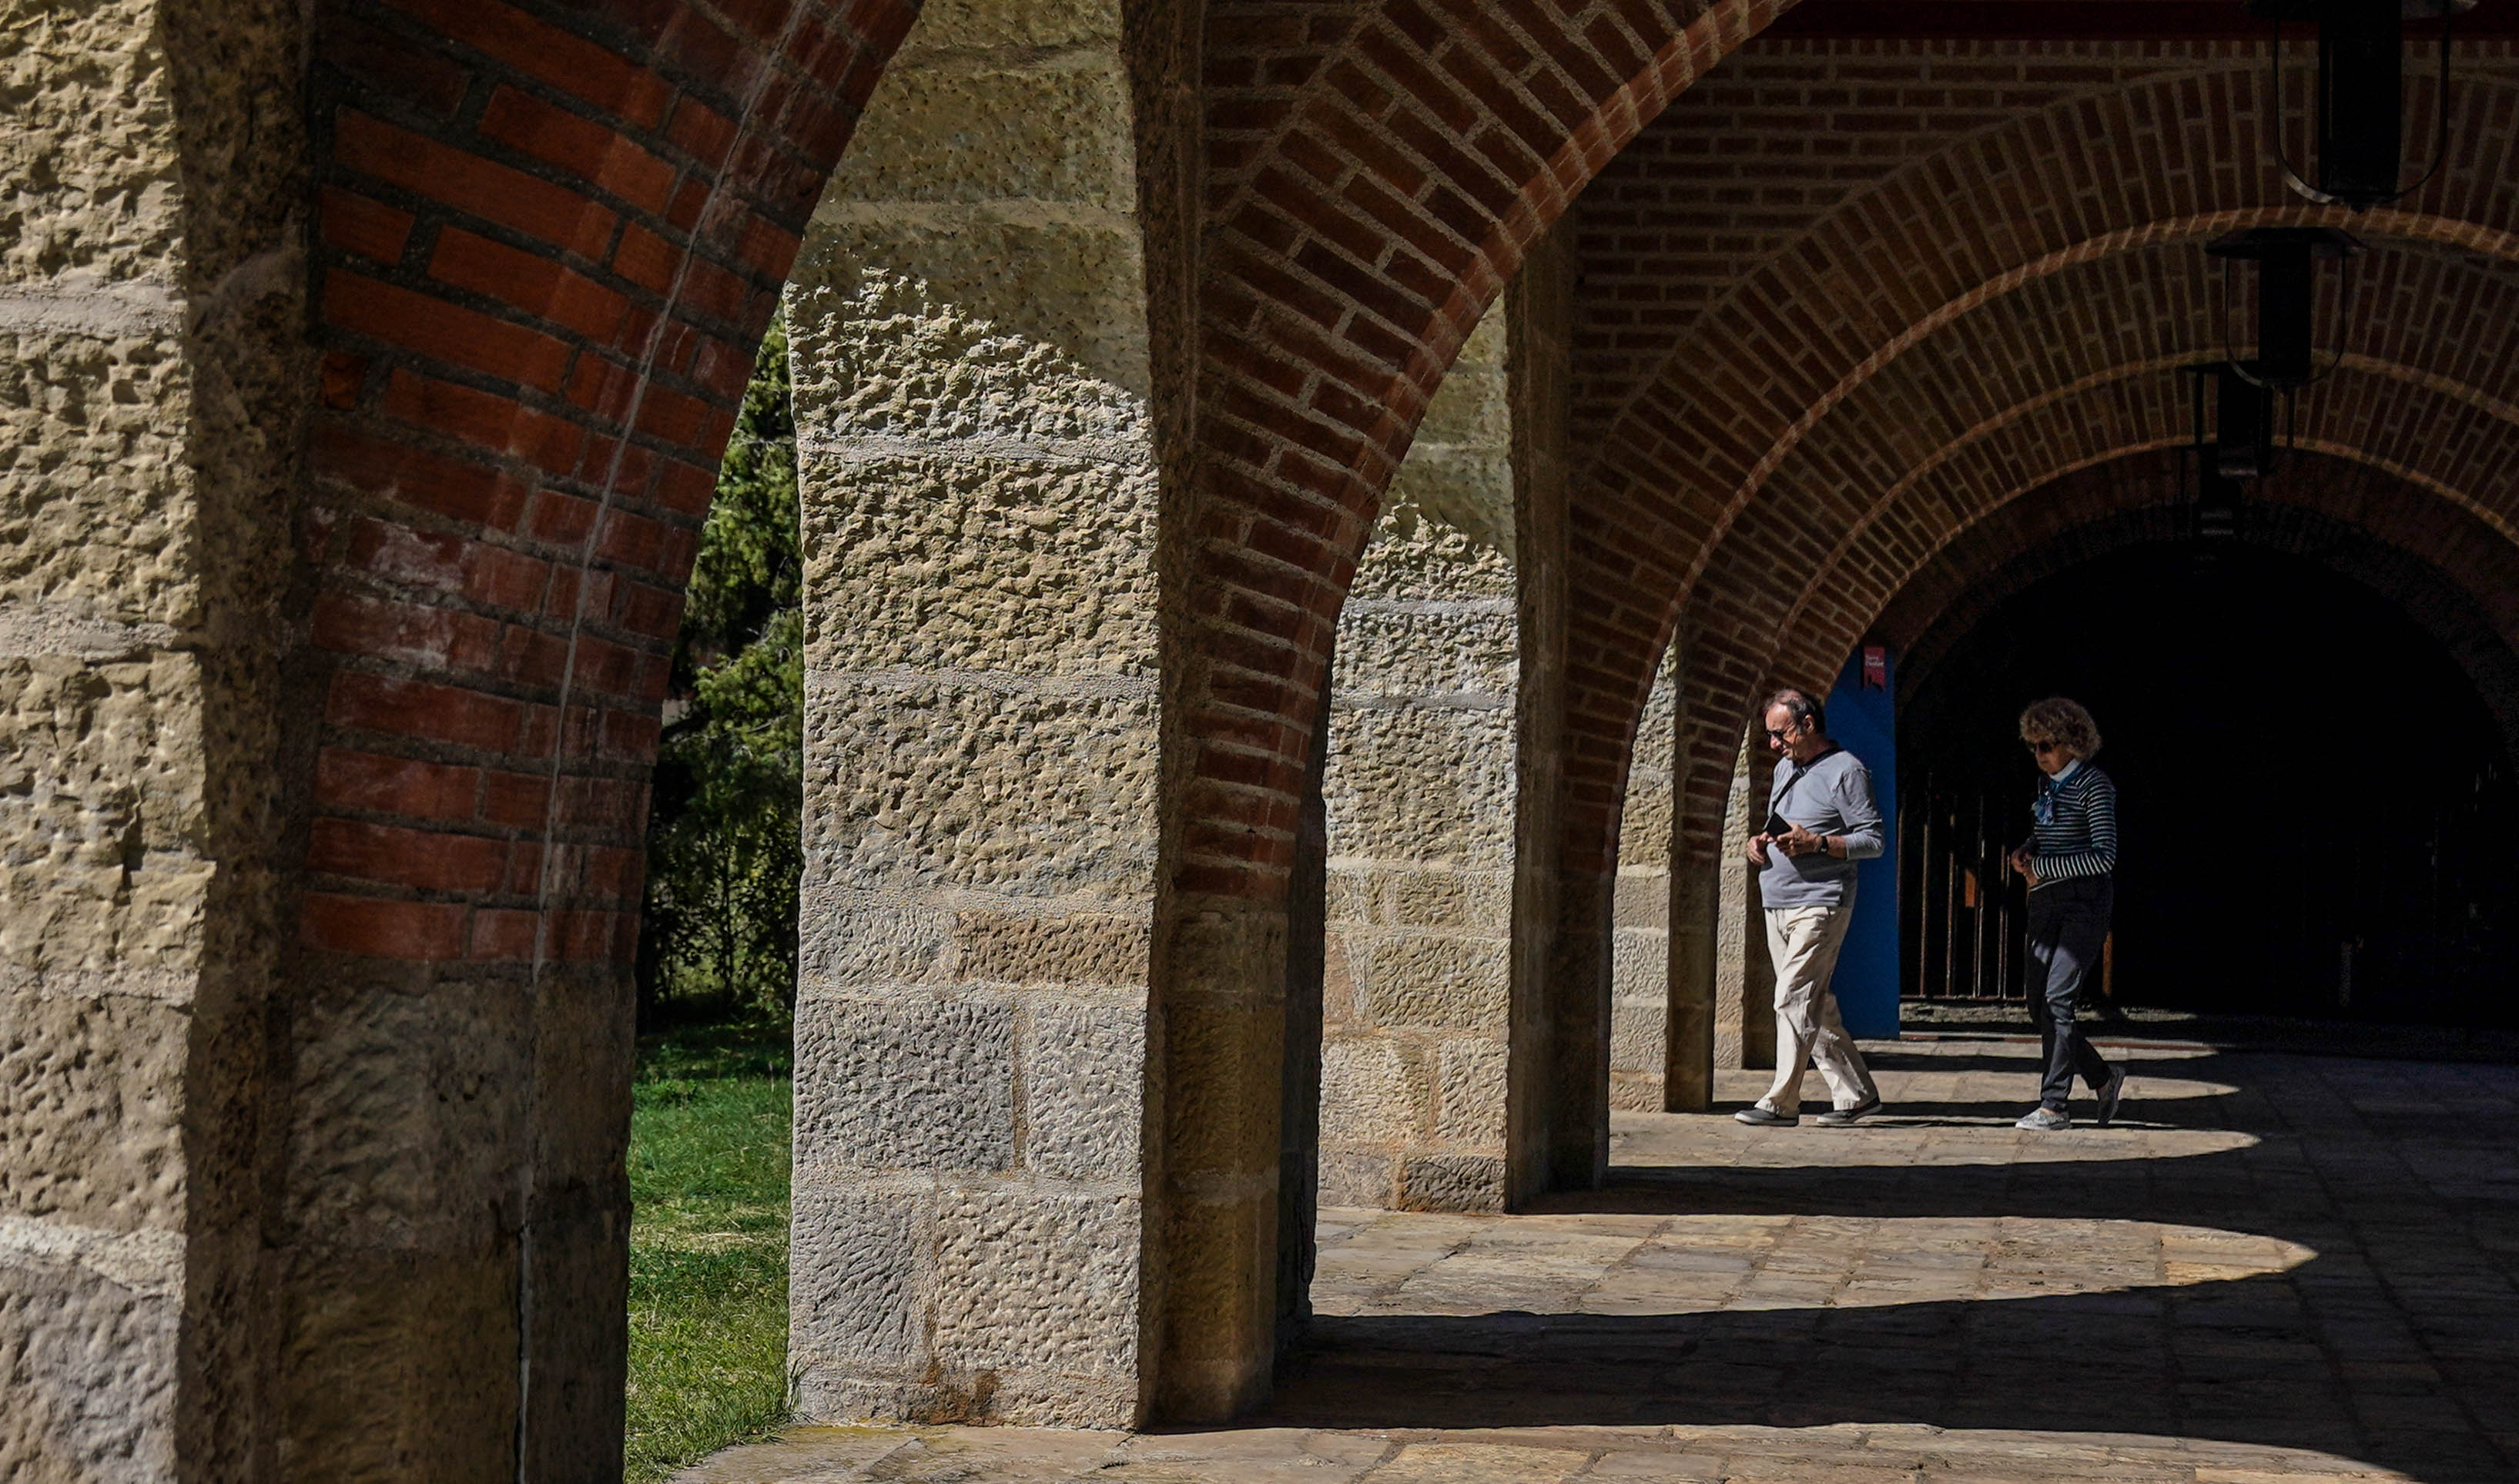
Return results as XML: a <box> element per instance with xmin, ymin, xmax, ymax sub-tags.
<box><xmin>1318</xmin><ymin>313</ymin><xmax>1518</xmax><ymax>1214</ymax></box>
<box><xmin>1499</xmin><ymin>223</ymin><xmax>1606</xmax><ymax>1198</ymax></box>
<box><xmin>786</xmin><ymin>0</ymin><xmax>1170</xmax><ymax>1427</ymax></box>
<box><xmin>1723</xmin><ymin>739</ymin><xmax>1780</xmax><ymax>1070</ymax></box>
<box><xmin>1610</xmin><ymin>652</ymin><xmax>1677</xmax><ymax>1112</ymax></box>
<box><xmin>1664</xmin><ymin>636</ymin><xmax>1720</xmax><ymax>1113</ymax></box>
<box><xmin>1</xmin><ymin>5</ymin><xmax>304</xmax><ymax>1477</ymax></box>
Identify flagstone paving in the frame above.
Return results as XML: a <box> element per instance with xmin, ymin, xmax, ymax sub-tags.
<box><xmin>680</xmin><ymin>1038</ymin><xmax>2519</xmax><ymax>1483</ymax></box>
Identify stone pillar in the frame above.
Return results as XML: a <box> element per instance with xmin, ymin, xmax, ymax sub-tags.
<box><xmin>1498</xmin><ymin>223</ymin><xmax>1604</xmax><ymax>1198</ymax></box>
<box><xmin>1610</xmin><ymin>651</ymin><xmax>1677</xmax><ymax>1112</ymax></box>
<box><xmin>1664</xmin><ymin>638</ymin><xmax>1720</xmax><ymax>1113</ymax></box>
<box><xmin>787</xmin><ymin>0</ymin><xmax>1170</xmax><ymax>1426</ymax></box>
<box><xmin>1723</xmin><ymin>739</ymin><xmax>1780</xmax><ymax>1070</ymax></box>
<box><xmin>1</xmin><ymin>4</ymin><xmax>303</xmax><ymax>1476</ymax></box>
<box><xmin>1665</xmin><ymin>858</ymin><xmax>1720</xmax><ymax>1110</ymax></box>
<box><xmin>1318</xmin><ymin>313</ymin><xmax>1518</xmax><ymax>1214</ymax></box>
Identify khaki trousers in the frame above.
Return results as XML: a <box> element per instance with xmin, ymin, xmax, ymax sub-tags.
<box><xmin>1759</xmin><ymin>903</ymin><xmax>1881</xmax><ymax>1116</ymax></box>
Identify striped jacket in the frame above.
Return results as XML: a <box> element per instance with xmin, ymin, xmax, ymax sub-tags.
<box><xmin>2023</xmin><ymin>762</ymin><xmax>2117</xmax><ymax>886</ymax></box>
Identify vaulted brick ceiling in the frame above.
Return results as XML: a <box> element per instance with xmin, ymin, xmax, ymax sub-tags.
<box><xmin>1549</xmin><ymin>37</ymin><xmax>2519</xmax><ymax>874</ymax></box>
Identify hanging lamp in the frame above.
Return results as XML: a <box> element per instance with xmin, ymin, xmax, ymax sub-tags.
<box><xmin>2178</xmin><ymin>363</ymin><xmax>2265</xmax><ymax>542</ymax></box>
<box><xmin>2183</xmin><ymin>361</ymin><xmax>2279</xmax><ymax>481</ymax></box>
<box><xmin>2246</xmin><ymin>0</ymin><xmax>2476</xmax><ymax>211</ymax></box>
<box><xmin>2204</xmin><ymin>226</ymin><xmax>2367</xmax><ymax>392</ymax></box>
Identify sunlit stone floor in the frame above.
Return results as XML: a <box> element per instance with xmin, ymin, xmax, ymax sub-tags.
<box><xmin>682</xmin><ymin>1038</ymin><xmax>2519</xmax><ymax>1483</ymax></box>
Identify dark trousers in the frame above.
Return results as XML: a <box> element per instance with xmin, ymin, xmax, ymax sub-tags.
<box><xmin>2025</xmin><ymin>875</ymin><xmax>2115</xmax><ymax>1109</ymax></box>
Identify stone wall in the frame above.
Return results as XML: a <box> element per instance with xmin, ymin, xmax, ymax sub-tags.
<box><xmin>786</xmin><ymin>0</ymin><xmax>1165</xmax><ymax>1429</ymax></box>
<box><xmin>1318</xmin><ymin>313</ymin><xmax>1516</xmax><ymax>1214</ymax></box>
<box><xmin>3</xmin><ymin>0</ymin><xmax>194</xmax><ymax>1453</ymax></box>
<box><xmin>2</xmin><ymin>1</ymin><xmax>305</xmax><ymax>1476</ymax></box>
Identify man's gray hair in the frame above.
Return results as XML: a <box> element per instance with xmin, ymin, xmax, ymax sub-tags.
<box><xmin>1763</xmin><ymin>687</ymin><xmax>1825</xmax><ymax>735</ymax></box>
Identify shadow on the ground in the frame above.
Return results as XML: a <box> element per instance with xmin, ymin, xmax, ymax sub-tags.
<box><xmin>1266</xmin><ymin>1048</ymin><xmax>2519</xmax><ymax>1484</ymax></box>
<box><xmin>1265</xmin><ymin>1277</ymin><xmax>2512</xmax><ymax>1482</ymax></box>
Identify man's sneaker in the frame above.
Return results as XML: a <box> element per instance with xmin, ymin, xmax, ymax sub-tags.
<box><xmin>2093</xmin><ymin>1067</ymin><xmax>2128</xmax><ymax>1127</ymax></box>
<box><xmin>1815</xmin><ymin>1096</ymin><xmax>1883</xmax><ymax>1127</ymax></box>
<box><xmin>1733</xmin><ymin>1104</ymin><xmax>1798</xmax><ymax>1127</ymax></box>
<box><xmin>2015</xmin><ymin>1106</ymin><xmax>2071</xmax><ymax>1131</ymax></box>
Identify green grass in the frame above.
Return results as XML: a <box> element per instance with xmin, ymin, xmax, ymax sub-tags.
<box><xmin>625</xmin><ymin>1018</ymin><xmax>795</xmax><ymax>1483</ymax></box>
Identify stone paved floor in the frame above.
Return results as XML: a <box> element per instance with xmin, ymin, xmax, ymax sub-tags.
<box><xmin>682</xmin><ymin>1038</ymin><xmax>2519</xmax><ymax>1482</ymax></box>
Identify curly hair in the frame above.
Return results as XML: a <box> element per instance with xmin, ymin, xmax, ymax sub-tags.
<box><xmin>2018</xmin><ymin>696</ymin><xmax>2102</xmax><ymax>759</ymax></box>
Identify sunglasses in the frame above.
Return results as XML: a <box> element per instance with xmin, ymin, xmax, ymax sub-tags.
<box><xmin>2025</xmin><ymin>739</ymin><xmax>2064</xmax><ymax>755</ymax></box>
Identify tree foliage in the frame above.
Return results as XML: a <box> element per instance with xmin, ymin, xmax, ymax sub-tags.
<box><xmin>639</xmin><ymin>317</ymin><xmax>803</xmax><ymax>1023</ymax></box>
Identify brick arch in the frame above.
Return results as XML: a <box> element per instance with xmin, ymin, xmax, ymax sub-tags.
<box><xmin>1154</xmin><ymin>0</ymin><xmax>1831</xmax><ymax>1418</ymax></box>
<box><xmin>1660</xmin><ymin>242</ymin><xmax>2519</xmax><ymax>925</ymax></box>
<box><xmin>1567</xmin><ymin>58</ymin><xmax>2519</xmax><ymax>881</ymax></box>
<box><xmin>283</xmin><ymin>0</ymin><xmax>916</xmax><ymax>1469</ymax></box>
<box><xmin>1877</xmin><ymin>449</ymin><xmax>2519</xmax><ymax>759</ymax></box>
<box><xmin>1174</xmin><ymin>0</ymin><xmax>1801</xmax><ymax>908</ymax></box>
<box><xmin>1653</xmin><ymin>360</ymin><xmax>2519</xmax><ymax>1100</ymax></box>
<box><xmin>1737</xmin><ymin>359</ymin><xmax>2519</xmax><ymax>755</ymax></box>
<box><xmin>1650</xmin><ymin>330</ymin><xmax>2519</xmax><ymax>1077</ymax></box>
<box><xmin>1739</xmin><ymin>240</ymin><xmax>2519</xmax><ymax>691</ymax></box>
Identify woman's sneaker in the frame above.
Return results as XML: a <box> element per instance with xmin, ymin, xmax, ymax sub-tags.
<box><xmin>2094</xmin><ymin>1067</ymin><xmax>2128</xmax><ymax>1127</ymax></box>
<box><xmin>2015</xmin><ymin>1106</ymin><xmax>2071</xmax><ymax>1131</ymax></box>
<box><xmin>1733</xmin><ymin>1104</ymin><xmax>1798</xmax><ymax>1127</ymax></box>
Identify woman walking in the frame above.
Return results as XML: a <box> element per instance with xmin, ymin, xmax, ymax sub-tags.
<box><xmin>2008</xmin><ymin>697</ymin><xmax>2128</xmax><ymax>1131</ymax></box>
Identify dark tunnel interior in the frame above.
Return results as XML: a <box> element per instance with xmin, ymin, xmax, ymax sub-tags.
<box><xmin>1898</xmin><ymin>540</ymin><xmax>2519</xmax><ymax>1027</ymax></box>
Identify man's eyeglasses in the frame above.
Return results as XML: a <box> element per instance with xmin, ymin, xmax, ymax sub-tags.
<box><xmin>2025</xmin><ymin>739</ymin><xmax>2063</xmax><ymax>755</ymax></box>
<box><xmin>1766</xmin><ymin>725</ymin><xmax>1796</xmax><ymax>740</ymax></box>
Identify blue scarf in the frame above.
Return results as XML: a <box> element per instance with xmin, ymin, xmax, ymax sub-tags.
<box><xmin>2032</xmin><ymin>760</ymin><xmax>2082</xmax><ymax>826</ymax></box>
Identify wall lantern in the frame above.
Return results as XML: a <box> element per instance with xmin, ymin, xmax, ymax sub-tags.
<box><xmin>2246</xmin><ymin>0</ymin><xmax>2475</xmax><ymax>210</ymax></box>
<box><xmin>2204</xmin><ymin>226</ymin><xmax>2367</xmax><ymax>392</ymax></box>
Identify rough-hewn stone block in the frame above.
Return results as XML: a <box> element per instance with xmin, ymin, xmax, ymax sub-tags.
<box><xmin>790</xmin><ymin>1184</ymin><xmax>927</xmax><ymax>1368</ymax></box>
<box><xmin>1433</xmin><ymin>1037</ymin><xmax>1508</xmax><ymax>1149</ymax></box>
<box><xmin>283</xmin><ymin>976</ymin><xmax>531</xmax><ymax>1249</ymax></box>
<box><xmin>829</xmin><ymin>59</ymin><xmax>1137</xmax><ymax>211</ymax></box>
<box><xmin>795</xmin><ymin>997</ymin><xmax>1017</xmax><ymax>1174</ymax></box>
<box><xmin>931</xmin><ymin>1188</ymin><xmax>1141</xmax><ymax>1380</ymax></box>
<box><xmin>1023</xmin><ymin>1002</ymin><xmax>1144</xmax><ymax>1180</ymax></box>
<box><xmin>1352</xmin><ymin>933</ymin><xmax>1509</xmax><ymax>1031</ymax></box>
<box><xmin>0</xmin><ymin>1248</ymin><xmax>176</xmax><ymax>1482</ymax></box>
<box><xmin>1320</xmin><ymin>1034</ymin><xmax>1427</xmax><ymax>1147</ymax></box>
<box><xmin>0</xmin><ymin>984</ymin><xmax>186</xmax><ymax>1230</ymax></box>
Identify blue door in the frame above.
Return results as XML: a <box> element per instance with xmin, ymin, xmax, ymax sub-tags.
<box><xmin>1824</xmin><ymin>648</ymin><xmax>1900</xmax><ymax>1040</ymax></box>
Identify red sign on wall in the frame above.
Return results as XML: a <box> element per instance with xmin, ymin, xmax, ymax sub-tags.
<box><xmin>1861</xmin><ymin>645</ymin><xmax>1888</xmax><ymax>689</ymax></box>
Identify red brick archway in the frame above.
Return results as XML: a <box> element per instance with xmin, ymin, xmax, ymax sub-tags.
<box><xmin>280</xmin><ymin>0</ymin><xmax>1852</xmax><ymax>1445</ymax></box>
<box><xmin>1670</xmin><ymin>357</ymin><xmax>2519</xmax><ymax>872</ymax></box>
<box><xmin>1171</xmin><ymin>0</ymin><xmax>1797</xmax><ymax>907</ymax></box>
<box><xmin>1745</xmin><ymin>356</ymin><xmax>2519</xmax><ymax>734</ymax></box>
<box><xmin>1549</xmin><ymin>48</ymin><xmax>2519</xmax><ymax>1111</ymax></box>
<box><xmin>1563</xmin><ymin>59</ymin><xmax>2519</xmax><ymax>896</ymax></box>
<box><xmin>1157</xmin><ymin>0</ymin><xmax>1828</xmax><ymax>1414</ymax></box>
<box><xmin>280</xmin><ymin>0</ymin><xmax>916</xmax><ymax>1470</ymax></box>
<box><xmin>303</xmin><ymin>0</ymin><xmax>908</xmax><ymax>960</ymax></box>
<box><xmin>1877</xmin><ymin>448</ymin><xmax>2519</xmax><ymax>758</ymax></box>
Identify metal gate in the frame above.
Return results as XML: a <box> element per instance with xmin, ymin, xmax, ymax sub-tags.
<box><xmin>1898</xmin><ymin>772</ymin><xmax>2111</xmax><ymax>1003</ymax></box>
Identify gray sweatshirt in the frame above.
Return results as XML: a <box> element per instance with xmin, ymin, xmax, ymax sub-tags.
<box><xmin>1758</xmin><ymin>746</ymin><xmax>1885</xmax><ymax>909</ymax></box>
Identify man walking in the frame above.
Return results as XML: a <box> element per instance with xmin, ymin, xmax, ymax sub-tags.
<box><xmin>1737</xmin><ymin>688</ymin><xmax>1886</xmax><ymax>1127</ymax></box>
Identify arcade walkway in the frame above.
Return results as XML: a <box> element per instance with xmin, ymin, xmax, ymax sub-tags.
<box><xmin>682</xmin><ymin>1040</ymin><xmax>2519</xmax><ymax>1484</ymax></box>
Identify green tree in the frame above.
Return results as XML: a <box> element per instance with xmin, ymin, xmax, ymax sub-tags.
<box><xmin>639</xmin><ymin>317</ymin><xmax>803</xmax><ymax>1022</ymax></box>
